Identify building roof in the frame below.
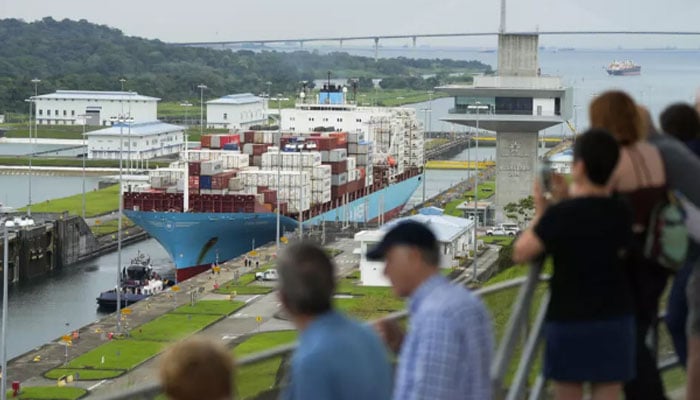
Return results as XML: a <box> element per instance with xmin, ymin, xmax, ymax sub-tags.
<box><xmin>207</xmin><ymin>93</ymin><xmax>263</xmax><ymax>105</ymax></box>
<box><xmin>419</xmin><ymin>206</ymin><xmax>445</xmax><ymax>216</ymax></box>
<box><xmin>34</xmin><ymin>90</ymin><xmax>160</xmax><ymax>102</ymax></box>
<box><xmin>355</xmin><ymin>214</ymin><xmax>474</xmax><ymax>245</ymax></box>
<box><xmin>86</xmin><ymin>121</ymin><xmax>184</xmax><ymax>137</ymax></box>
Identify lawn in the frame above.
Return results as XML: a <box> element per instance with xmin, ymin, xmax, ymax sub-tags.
<box><xmin>61</xmin><ymin>340</ymin><xmax>164</xmax><ymax>370</ymax></box>
<box><xmin>444</xmin><ymin>180</ymin><xmax>496</xmax><ymax>217</ymax></box>
<box><xmin>215</xmin><ymin>267</ymin><xmax>275</xmax><ymax>296</ymax></box>
<box><xmin>21</xmin><ymin>184</ymin><xmax>119</xmax><ymax>217</ymax></box>
<box><xmin>44</xmin><ymin>368</ymin><xmax>124</xmax><ymax>380</ymax></box>
<box><xmin>334</xmin><ymin>282</ymin><xmax>404</xmax><ymax>320</ymax></box>
<box><xmin>481</xmin><ymin>235</ymin><xmax>515</xmax><ymax>246</ymax></box>
<box><xmin>5</xmin><ymin>386</ymin><xmax>87</xmax><ymax>400</ymax></box>
<box><xmin>234</xmin><ymin>331</ymin><xmax>299</xmax><ymax>400</ymax></box>
<box><xmin>0</xmin><ymin>123</ymin><xmax>96</xmax><ymax>140</ymax></box>
<box><xmin>172</xmin><ymin>300</ymin><xmax>245</xmax><ymax>316</ymax></box>
<box><xmin>0</xmin><ymin>156</ymin><xmax>171</xmax><ymax>169</ymax></box>
<box><xmin>129</xmin><ymin>314</ymin><xmax>221</xmax><ymax>342</ymax></box>
<box><xmin>90</xmin><ymin>217</ymin><xmax>134</xmax><ymax>237</ymax></box>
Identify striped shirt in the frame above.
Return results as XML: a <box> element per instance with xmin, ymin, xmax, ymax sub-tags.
<box><xmin>393</xmin><ymin>275</ymin><xmax>493</xmax><ymax>400</ymax></box>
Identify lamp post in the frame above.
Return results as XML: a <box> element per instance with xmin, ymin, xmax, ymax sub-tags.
<box><xmin>467</xmin><ymin>102</ymin><xmax>489</xmax><ymax>280</ymax></box>
<box><xmin>115</xmin><ymin>112</ymin><xmax>131</xmax><ymax>333</ymax></box>
<box><xmin>27</xmin><ymin>78</ymin><xmax>40</xmax><ymax>217</ymax></box>
<box><xmin>420</xmin><ymin>108</ymin><xmax>432</xmax><ymax>204</ymax></box>
<box><xmin>1</xmin><ymin>217</ymin><xmax>13</xmax><ymax>400</ymax></box>
<box><xmin>197</xmin><ymin>84</ymin><xmax>208</xmax><ymax>139</ymax></box>
<box><xmin>276</xmin><ymin>94</ymin><xmax>282</xmax><ymax>250</ymax></box>
<box><xmin>78</xmin><ymin>114</ymin><xmax>89</xmax><ymax>220</ymax></box>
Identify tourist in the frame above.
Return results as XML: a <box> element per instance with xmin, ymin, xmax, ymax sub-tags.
<box><xmin>277</xmin><ymin>242</ymin><xmax>392</xmax><ymax>400</ymax></box>
<box><xmin>658</xmin><ymin>103</ymin><xmax>700</xmax><ymax>368</ymax></box>
<box><xmin>513</xmin><ymin>129</ymin><xmax>635</xmax><ymax>400</ymax></box>
<box><xmin>369</xmin><ymin>220</ymin><xmax>493</xmax><ymax>400</ymax></box>
<box><xmin>591</xmin><ymin>91</ymin><xmax>672</xmax><ymax>399</ymax></box>
<box><xmin>159</xmin><ymin>337</ymin><xmax>234</xmax><ymax>400</ymax></box>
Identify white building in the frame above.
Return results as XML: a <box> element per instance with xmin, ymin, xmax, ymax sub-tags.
<box><xmin>206</xmin><ymin>93</ymin><xmax>266</xmax><ymax>129</ymax></box>
<box><xmin>33</xmin><ymin>90</ymin><xmax>159</xmax><ymax>126</ymax></box>
<box><xmin>86</xmin><ymin>121</ymin><xmax>184</xmax><ymax>160</ymax></box>
<box><xmin>281</xmin><ymin>86</ymin><xmax>424</xmax><ymax>170</ymax></box>
<box><xmin>354</xmin><ymin>211</ymin><xmax>475</xmax><ymax>286</ymax></box>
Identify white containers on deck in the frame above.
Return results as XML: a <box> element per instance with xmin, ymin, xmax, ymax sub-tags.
<box><xmin>329</xmin><ymin>148</ymin><xmax>347</xmax><ymax>162</ymax></box>
<box><xmin>331</xmin><ymin>173</ymin><xmax>348</xmax><ymax>186</ymax></box>
<box><xmin>346</xmin><ymin>156</ymin><xmax>356</xmax><ymax>171</ymax></box>
<box><xmin>201</xmin><ymin>160</ymin><xmax>223</xmax><ymax>176</ymax></box>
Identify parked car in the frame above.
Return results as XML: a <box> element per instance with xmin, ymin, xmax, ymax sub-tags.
<box><xmin>255</xmin><ymin>269</ymin><xmax>278</xmax><ymax>281</ymax></box>
<box><xmin>486</xmin><ymin>224</ymin><xmax>520</xmax><ymax>236</ymax></box>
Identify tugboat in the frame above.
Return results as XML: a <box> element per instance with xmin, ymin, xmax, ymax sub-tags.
<box><xmin>96</xmin><ymin>252</ymin><xmax>172</xmax><ymax>309</ymax></box>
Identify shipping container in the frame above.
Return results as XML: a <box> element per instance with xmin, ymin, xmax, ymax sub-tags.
<box><xmin>346</xmin><ymin>157</ymin><xmax>356</xmax><ymax>171</ymax></box>
<box><xmin>329</xmin><ymin>148</ymin><xmax>347</xmax><ymax>162</ymax></box>
<box><xmin>188</xmin><ymin>161</ymin><xmax>201</xmax><ymax>176</ymax></box>
<box><xmin>201</xmin><ymin>135</ymin><xmax>213</xmax><ymax>148</ymax></box>
<box><xmin>228</xmin><ymin>177</ymin><xmax>244</xmax><ymax>192</ymax></box>
<box><xmin>325</xmin><ymin>161</ymin><xmax>348</xmax><ymax>174</ymax></box>
<box><xmin>331</xmin><ymin>173</ymin><xmax>348</xmax><ymax>186</ymax></box>
<box><xmin>201</xmin><ymin>160</ymin><xmax>223</xmax><ymax>176</ymax></box>
<box><xmin>199</xmin><ymin>175</ymin><xmax>213</xmax><ymax>190</ymax></box>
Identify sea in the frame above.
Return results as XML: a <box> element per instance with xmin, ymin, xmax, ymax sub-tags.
<box><xmin>1</xmin><ymin>46</ymin><xmax>699</xmax><ymax>358</ymax></box>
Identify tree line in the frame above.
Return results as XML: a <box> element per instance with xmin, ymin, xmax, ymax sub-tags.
<box><xmin>0</xmin><ymin>17</ymin><xmax>492</xmax><ymax>114</ymax></box>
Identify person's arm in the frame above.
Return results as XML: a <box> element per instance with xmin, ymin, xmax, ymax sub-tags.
<box><xmin>653</xmin><ymin>136</ymin><xmax>700</xmax><ymax>207</ymax></box>
<box><xmin>513</xmin><ymin>182</ymin><xmax>551</xmax><ymax>264</ymax></box>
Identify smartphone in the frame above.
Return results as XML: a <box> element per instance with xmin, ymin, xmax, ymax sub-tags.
<box><xmin>538</xmin><ymin>160</ymin><xmax>553</xmax><ymax>196</ymax></box>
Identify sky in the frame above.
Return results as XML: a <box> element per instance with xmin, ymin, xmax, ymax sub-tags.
<box><xmin>1</xmin><ymin>0</ymin><xmax>700</xmax><ymax>48</ymax></box>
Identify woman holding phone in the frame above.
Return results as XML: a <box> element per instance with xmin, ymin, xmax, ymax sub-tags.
<box><xmin>513</xmin><ymin>129</ymin><xmax>636</xmax><ymax>400</ymax></box>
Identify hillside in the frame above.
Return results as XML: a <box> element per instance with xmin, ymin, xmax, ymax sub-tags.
<box><xmin>0</xmin><ymin>17</ymin><xmax>491</xmax><ymax>113</ymax></box>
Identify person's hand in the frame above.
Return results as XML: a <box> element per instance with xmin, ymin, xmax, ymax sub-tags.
<box><xmin>550</xmin><ymin>173</ymin><xmax>569</xmax><ymax>202</ymax></box>
<box><xmin>374</xmin><ymin>319</ymin><xmax>404</xmax><ymax>354</ymax></box>
<box><xmin>533</xmin><ymin>180</ymin><xmax>548</xmax><ymax>218</ymax></box>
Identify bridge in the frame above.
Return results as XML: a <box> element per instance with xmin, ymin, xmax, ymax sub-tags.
<box><xmin>172</xmin><ymin>30</ymin><xmax>700</xmax><ymax>60</ymax></box>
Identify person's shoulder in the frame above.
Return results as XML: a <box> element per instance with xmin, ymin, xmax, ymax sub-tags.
<box><xmin>418</xmin><ymin>283</ymin><xmax>487</xmax><ymax>318</ymax></box>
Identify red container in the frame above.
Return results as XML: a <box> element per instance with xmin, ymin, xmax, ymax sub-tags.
<box><xmin>256</xmin><ymin>186</ymin><xmax>269</xmax><ymax>194</ymax></box>
<box><xmin>326</xmin><ymin>161</ymin><xmax>348</xmax><ymax>174</ymax></box>
<box><xmin>188</xmin><ymin>175</ymin><xmax>200</xmax><ymax>187</ymax></box>
<box><xmin>331</xmin><ymin>184</ymin><xmax>347</xmax><ymax>199</ymax></box>
<box><xmin>330</xmin><ymin>132</ymin><xmax>348</xmax><ymax>145</ymax></box>
<box><xmin>278</xmin><ymin>202</ymin><xmax>288</xmax><ymax>215</ymax></box>
<box><xmin>188</xmin><ymin>161</ymin><xmax>201</xmax><ymax>176</ymax></box>
<box><xmin>212</xmin><ymin>171</ymin><xmax>236</xmax><ymax>190</ymax></box>
<box><xmin>252</xmin><ymin>144</ymin><xmax>269</xmax><ymax>156</ymax></box>
<box><xmin>200</xmin><ymin>135</ymin><xmax>213</xmax><ymax>148</ymax></box>
<box><xmin>219</xmin><ymin>134</ymin><xmax>241</xmax><ymax>148</ymax></box>
<box><xmin>244</xmin><ymin>131</ymin><xmax>255</xmax><ymax>143</ymax></box>
<box><xmin>263</xmin><ymin>190</ymin><xmax>277</xmax><ymax>204</ymax></box>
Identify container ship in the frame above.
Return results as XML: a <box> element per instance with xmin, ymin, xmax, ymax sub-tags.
<box><xmin>605</xmin><ymin>60</ymin><xmax>641</xmax><ymax>76</ymax></box>
<box><xmin>123</xmin><ymin>85</ymin><xmax>425</xmax><ymax>281</ymax></box>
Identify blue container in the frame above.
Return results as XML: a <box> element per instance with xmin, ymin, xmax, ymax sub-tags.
<box><xmin>199</xmin><ymin>175</ymin><xmax>212</xmax><ymax>189</ymax></box>
<box><xmin>223</xmin><ymin>143</ymin><xmax>239</xmax><ymax>151</ymax></box>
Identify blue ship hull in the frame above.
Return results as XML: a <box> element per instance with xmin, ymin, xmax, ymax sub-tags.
<box><xmin>124</xmin><ymin>175</ymin><xmax>422</xmax><ymax>281</ymax></box>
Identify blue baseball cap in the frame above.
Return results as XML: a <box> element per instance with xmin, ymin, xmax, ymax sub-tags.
<box><xmin>366</xmin><ymin>220</ymin><xmax>437</xmax><ymax>261</ymax></box>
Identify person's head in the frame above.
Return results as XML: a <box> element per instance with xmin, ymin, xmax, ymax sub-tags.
<box><xmin>160</xmin><ymin>337</ymin><xmax>234</xmax><ymax>400</ymax></box>
<box><xmin>589</xmin><ymin>90</ymin><xmax>644</xmax><ymax>146</ymax></box>
<box><xmin>660</xmin><ymin>103</ymin><xmax>700</xmax><ymax>142</ymax></box>
<box><xmin>277</xmin><ymin>242</ymin><xmax>336</xmax><ymax>320</ymax></box>
<box><xmin>366</xmin><ymin>220</ymin><xmax>440</xmax><ymax>298</ymax></box>
<box><xmin>572</xmin><ymin>128</ymin><xmax>620</xmax><ymax>188</ymax></box>
<box><xmin>637</xmin><ymin>105</ymin><xmax>658</xmax><ymax>137</ymax></box>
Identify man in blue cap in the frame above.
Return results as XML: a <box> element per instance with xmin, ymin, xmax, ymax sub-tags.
<box><xmin>369</xmin><ymin>220</ymin><xmax>493</xmax><ymax>400</ymax></box>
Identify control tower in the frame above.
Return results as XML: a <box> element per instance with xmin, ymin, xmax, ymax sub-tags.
<box><xmin>438</xmin><ymin>33</ymin><xmax>573</xmax><ymax>219</ymax></box>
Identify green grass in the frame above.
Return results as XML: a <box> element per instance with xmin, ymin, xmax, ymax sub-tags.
<box><xmin>234</xmin><ymin>331</ymin><xmax>299</xmax><ymax>400</ymax></box>
<box><xmin>20</xmin><ymin>184</ymin><xmax>119</xmax><ymax>217</ymax></box>
<box><xmin>129</xmin><ymin>314</ymin><xmax>221</xmax><ymax>342</ymax></box>
<box><xmin>234</xmin><ymin>331</ymin><xmax>299</xmax><ymax>358</ymax></box>
<box><xmin>444</xmin><ymin>180</ymin><xmax>496</xmax><ymax>217</ymax></box>
<box><xmin>0</xmin><ymin>123</ymin><xmax>97</xmax><ymax>140</ymax></box>
<box><xmin>335</xmin><ymin>282</ymin><xmax>404</xmax><ymax>320</ymax></box>
<box><xmin>172</xmin><ymin>300</ymin><xmax>245</xmax><ymax>316</ymax></box>
<box><xmin>215</xmin><ymin>267</ymin><xmax>275</xmax><ymax>296</ymax></box>
<box><xmin>0</xmin><ymin>156</ymin><xmax>169</xmax><ymax>169</ymax></box>
<box><xmin>44</xmin><ymin>368</ymin><xmax>124</xmax><ymax>380</ymax></box>
<box><xmin>6</xmin><ymin>386</ymin><xmax>87</xmax><ymax>400</ymax></box>
<box><xmin>481</xmin><ymin>235</ymin><xmax>515</xmax><ymax>246</ymax></box>
<box><xmin>90</xmin><ymin>218</ymin><xmax>134</xmax><ymax>236</ymax></box>
<box><xmin>61</xmin><ymin>340</ymin><xmax>164</xmax><ymax>370</ymax></box>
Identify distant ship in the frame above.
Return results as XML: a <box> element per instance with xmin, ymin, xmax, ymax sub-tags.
<box><xmin>606</xmin><ymin>60</ymin><xmax>641</xmax><ymax>76</ymax></box>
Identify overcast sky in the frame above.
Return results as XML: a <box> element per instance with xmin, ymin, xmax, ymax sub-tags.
<box><xmin>2</xmin><ymin>0</ymin><xmax>700</xmax><ymax>48</ymax></box>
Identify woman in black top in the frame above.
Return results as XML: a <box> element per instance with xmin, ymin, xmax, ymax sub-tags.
<box><xmin>513</xmin><ymin>129</ymin><xmax>636</xmax><ymax>400</ymax></box>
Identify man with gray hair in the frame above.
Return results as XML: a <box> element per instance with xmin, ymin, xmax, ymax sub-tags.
<box><xmin>277</xmin><ymin>242</ymin><xmax>393</xmax><ymax>400</ymax></box>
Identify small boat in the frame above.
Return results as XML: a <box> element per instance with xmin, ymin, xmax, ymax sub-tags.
<box><xmin>96</xmin><ymin>252</ymin><xmax>173</xmax><ymax>309</ymax></box>
<box><xmin>605</xmin><ymin>60</ymin><xmax>641</xmax><ymax>76</ymax></box>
